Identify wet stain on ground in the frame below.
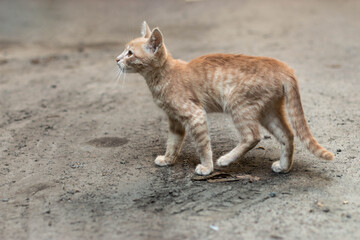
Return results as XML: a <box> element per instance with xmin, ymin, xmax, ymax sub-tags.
<box><xmin>87</xmin><ymin>137</ymin><xmax>128</xmax><ymax>148</ymax></box>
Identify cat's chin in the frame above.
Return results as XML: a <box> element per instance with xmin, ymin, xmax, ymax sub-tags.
<box><xmin>122</xmin><ymin>68</ymin><xmax>137</xmax><ymax>73</ymax></box>
<box><xmin>125</xmin><ymin>69</ymin><xmax>137</xmax><ymax>73</ymax></box>
<box><xmin>117</xmin><ymin>65</ymin><xmax>137</xmax><ymax>74</ymax></box>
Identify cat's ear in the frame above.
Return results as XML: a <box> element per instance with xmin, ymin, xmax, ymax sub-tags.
<box><xmin>141</xmin><ymin>21</ymin><xmax>151</xmax><ymax>38</ymax></box>
<box><xmin>145</xmin><ymin>28</ymin><xmax>163</xmax><ymax>54</ymax></box>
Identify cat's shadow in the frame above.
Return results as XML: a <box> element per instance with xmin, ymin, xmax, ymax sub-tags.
<box><xmin>180</xmin><ymin>148</ymin><xmax>333</xmax><ymax>185</ymax></box>
<box><xmin>64</xmin><ymin>140</ymin><xmax>333</xmax><ymax>221</ymax></box>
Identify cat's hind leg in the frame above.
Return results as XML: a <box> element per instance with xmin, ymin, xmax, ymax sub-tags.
<box><xmin>155</xmin><ymin>117</ymin><xmax>185</xmax><ymax>166</ymax></box>
<box><xmin>217</xmin><ymin>113</ymin><xmax>261</xmax><ymax>167</ymax></box>
<box><xmin>261</xmin><ymin>105</ymin><xmax>294</xmax><ymax>173</ymax></box>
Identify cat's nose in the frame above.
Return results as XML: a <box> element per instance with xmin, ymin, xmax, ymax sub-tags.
<box><xmin>116</xmin><ymin>57</ymin><xmax>120</xmax><ymax>63</ymax></box>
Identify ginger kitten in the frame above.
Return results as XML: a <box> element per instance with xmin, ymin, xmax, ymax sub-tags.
<box><xmin>116</xmin><ymin>22</ymin><xmax>334</xmax><ymax>176</ymax></box>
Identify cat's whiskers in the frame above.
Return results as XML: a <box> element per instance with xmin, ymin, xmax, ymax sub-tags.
<box><xmin>114</xmin><ymin>67</ymin><xmax>121</xmax><ymax>79</ymax></box>
<box><xmin>116</xmin><ymin>69</ymin><xmax>123</xmax><ymax>87</ymax></box>
<box><xmin>113</xmin><ymin>66</ymin><xmax>122</xmax><ymax>88</ymax></box>
<box><xmin>121</xmin><ymin>69</ymin><xmax>127</xmax><ymax>89</ymax></box>
<box><xmin>114</xmin><ymin>62</ymin><xmax>128</xmax><ymax>89</ymax></box>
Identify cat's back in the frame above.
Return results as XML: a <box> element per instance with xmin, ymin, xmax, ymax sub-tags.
<box><xmin>182</xmin><ymin>53</ymin><xmax>294</xmax><ymax>112</ymax></box>
<box><xmin>187</xmin><ymin>53</ymin><xmax>293</xmax><ymax>75</ymax></box>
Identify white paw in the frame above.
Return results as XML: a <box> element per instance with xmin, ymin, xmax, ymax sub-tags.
<box><xmin>216</xmin><ymin>155</ymin><xmax>233</xmax><ymax>167</ymax></box>
<box><xmin>271</xmin><ymin>160</ymin><xmax>290</xmax><ymax>173</ymax></box>
<box><xmin>195</xmin><ymin>164</ymin><xmax>213</xmax><ymax>176</ymax></box>
<box><xmin>271</xmin><ymin>161</ymin><xmax>283</xmax><ymax>173</ymax></box>
<box><xmin>154</xmin><ymin>155</ymin><xmax>173</xmax><ymax>166</ymax></box>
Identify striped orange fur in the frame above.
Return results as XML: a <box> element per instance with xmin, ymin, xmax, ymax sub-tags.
<box><xmin>116</xmin><ymin>22</ymin><xmax>334</xmax><ymax>175</ymax></box>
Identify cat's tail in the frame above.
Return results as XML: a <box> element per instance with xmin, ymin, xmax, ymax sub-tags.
<box><xmin>284</xmin><ymin>77</ymin><xmax>334</xmax><ymax>160</ymax></box>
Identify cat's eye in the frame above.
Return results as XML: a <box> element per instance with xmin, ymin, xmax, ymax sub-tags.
<box><xmin>126</xmin><ymin>50</ymin><xmax>133</xmax><ymax>57</ymax></box>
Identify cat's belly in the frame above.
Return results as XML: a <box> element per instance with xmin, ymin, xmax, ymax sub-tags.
<box><xmin>200</xmin><ymin>91</ymin><xmax>232</xmax><ymax>113</ymax></box>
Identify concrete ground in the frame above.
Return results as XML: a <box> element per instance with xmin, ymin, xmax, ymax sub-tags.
<box><xmin>0</xmin><ymin>0</ymin><xmax>359</xmax><ymax>239</ymax></box>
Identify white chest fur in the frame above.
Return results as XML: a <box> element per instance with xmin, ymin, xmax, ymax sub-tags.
<box><xmin>150</xmin><ymin>82</ymin><xmax>168</xmax><ymax>109</ymax></box>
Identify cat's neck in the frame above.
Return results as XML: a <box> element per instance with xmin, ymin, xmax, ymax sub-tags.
<box><xmin>141</xmin><ymin>53</ymin><xmax>176</xmax><ymax>87</ymax></box>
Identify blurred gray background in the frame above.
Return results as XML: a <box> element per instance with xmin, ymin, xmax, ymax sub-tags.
<box><xmin>1</xmin><ymin>0</ymin><xmax>359</xmax><ymax>240</ymax></box>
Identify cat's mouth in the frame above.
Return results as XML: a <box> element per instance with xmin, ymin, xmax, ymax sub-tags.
<box><xmin>117</xmin><ymin>63</ymin><xmax>136</xmax><ymax>73</ymax></box>
<box><xmin>117</xmin><ymin>62</ymin><xmax>126</xmax><ymax>71</ymax></box>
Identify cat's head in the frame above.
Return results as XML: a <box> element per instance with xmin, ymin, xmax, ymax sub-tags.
<box><xmin>116</xmin><ymin>21</ymin><xmax>168</xmax><ymax>74</ymax></box>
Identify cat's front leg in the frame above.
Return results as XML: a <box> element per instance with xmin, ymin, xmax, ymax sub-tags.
<box><xmin>155</xmin><ymin>117</ymin><xmax>185</xmax><ymax>166</ymax></box>
<box><xmin>186</xmin><ymin>109</ymin><xmax>213</xmax><ymax>176</ymax></box>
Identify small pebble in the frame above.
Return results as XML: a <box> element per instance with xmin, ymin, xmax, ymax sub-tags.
<box><xmin>346</xmin><ymin>214</ymin><xmax>351</xmax><ymax>219</ymax></box>
<box><xmin>154</xmin><ymin>207</ymin><xmax>163</xmax><ymax>212</ymax></box>
<box><xmin>264</xmin><ymin>135</ymin><xmax>271</xmax><ymax>139</ymax></box>
<box><xmin>269</xmin><ymin>192</ymin><xmax>276</xmax><ymax>197</ymax></box>
<box><xmin>175</xmin><ymin>198</ymin><xmax>184</xmax><ymax>204</ymax></box>
<box><xmin>323</xmin><ymin>207</ymin><xmax>330</xmax><ymax>213</ymax></box>
<box><xmin>336</xmin><ymin>149</ymin><xmax>342</xmax><ymax>153</ymax></box>
<box><xmin>135</xmin><ymin>165</ymin><xmax>142</xmax><ymax>169</ymax></box>
<box><xmin>30</xmin><ymin>59</ymin><xmax>40</xmax><ymax>64</ymax></box>
<box><xmin>2</xmin><ymin>198</ymin><xmax>9</xmax><ymax>202</ymax></box>
<box><xmin>169</xmin><ymin>191</ymin><xmax>180</xmax><ymax>197</ymax></box>
<box><xmin>209</xmin><ymin>224</ymin><xmax>219</xmax><ymax>231</ymax></box>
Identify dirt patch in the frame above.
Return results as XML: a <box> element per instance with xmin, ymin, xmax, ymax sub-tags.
<box><xmin>87</xmin><ymin>137</ymin><xmax>129</xmax><ymax>148</ymax></box>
